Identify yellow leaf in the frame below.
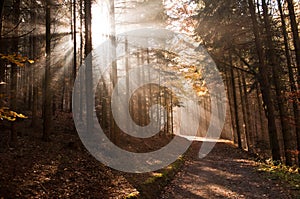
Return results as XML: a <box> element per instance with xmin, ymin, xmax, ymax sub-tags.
<box><xmin>18</xmin><ymin>63</ymin><xmax>25</xmax><ymax>67</ymax></box>
<box><xmin>28</xmin><ymin>60</ymin><xmax>34</xmax><ymax>64</ymax></box>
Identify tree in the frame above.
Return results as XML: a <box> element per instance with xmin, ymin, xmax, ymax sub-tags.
<box><xmin>247</xmin><ymin>0</ymin><xmax>281</xmax><ymax>162</ymax></box>
<box><xmin>9</xmin><ymin>0</ymin><xmax>21</xmax><ymax>146</ymax></box>
<box><xmin>286</xmin><ymin>0</ymin><xmax>300</xmax><ymax>83</ymax></box>
<box><xmin>84</xmin><ymin>0</ymin><xmax>93</xmax><ymax>135</ymax></box>
<box><xmin>261</xmin><ymin>0</ymin><xmax>297</xmax><ymax>166</ymax></box>
<box><xmin>43</xmin><ymin>0</ymin><xmax>52</xmax><ymax>141</ymax></box>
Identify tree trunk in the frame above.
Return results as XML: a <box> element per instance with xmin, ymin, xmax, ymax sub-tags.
<box><xmin>0</xmin><ymin>0</ymin><xmax>4</xmax><ymax>40</ymax></box>
<box><xmin>229</xmin><ymin>57</ymin><xmax>242</xmax><ymax>148</ymax></box>
<box><xmin>30</xmin><ymin>1</ymin><xmax>38</xmax><ymax>128</ymax></box>
<box><xmin>286</xmin><ymin>0</ymin><xmax>300</xmax><ymax>83</ymax></box>
<box><xmin>285</xmin><ymin>0</ymin><xmax>300</xmax><ymax>165</ymax></box>
<box><xmin>225</xmin><ymin>65</ymin><xmax>237</xmax><ymax>144</ymax></box>
<box><xmin>241</xmin><ymin>72</ymin><xmax>253</xmax><ymax>149</ymax></box>
<box><xmin>262</xmin><ymin>0</ymin><xmax>296</xmax><ymax>166</ymax></box>
<box><xmin>238</xmin><ymin>70</ymin><xmax>250</xmax><ymax>150</ymax></box>
<box><xmin>248</xmin><ymin>0</ymin><xmax>281</xmax><ymax>162</ymax></box>
<box><xmin>70</xmin><ymin>0</ymin><xmax>77</xmax><ymax>112</ymax></box>
<box><xmin>84</xmin><ymin>0</ymin><xmax>93</xmax><ymax>135</ymax></box>
<box><xmin>0</xmin><ymin>0</ymin><xmax>5</xmax><ymax>84</ymax></box>
<box><xmin>278</xmin><ymin>0</ymin><xmax>300</xmax><ymax>165</ymax></box>
<box><xmin>9</xmin><ymin>0</ymin><xmax>21</xmax><ymax>147</ymax></box>
<box><xmin>43</xmin><ymin>0</ymin><xmax>52</xmax><ymax>141</ymax></box>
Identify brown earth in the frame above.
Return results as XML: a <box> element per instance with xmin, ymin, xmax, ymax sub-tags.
<box><xmin>0</xmin><ymin>116</ymin><xmax>299</xmax><ymax>198</ymax></box>
<box><xmin>160</xmin><ymin>142</ymin><xmax>299</xmax><ymax>199</ymax></box>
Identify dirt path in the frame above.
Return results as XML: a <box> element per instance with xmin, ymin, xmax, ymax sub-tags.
<box><xmin>160</xmin><ymin>142</ymin><xmax>296</xmax><ymax>199</ymax></box>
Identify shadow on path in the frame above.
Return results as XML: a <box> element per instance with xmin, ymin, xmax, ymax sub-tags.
<box><xmin>160</xmin><ymin>141</ymin><xmax>295</xmax><ymax>199</ymax></box>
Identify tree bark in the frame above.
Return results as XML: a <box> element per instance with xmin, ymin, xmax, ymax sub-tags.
<box><xmin>43</xmin><ymin>0</ymin><xmax>52</xmax><ymax>141</ymax></box>
<box><xmin>277</xmin><ymin>0</ymin><xmax>300</xmax><ymax>165</ymax></box>
<box><xmin>9</xmin><ymin>0</ymin><xmax>21</xmax><ymax>146</ymax></box>
<box><xmin>230</xmin><ymin>62</ymin><xmax>242</xmax><ymax>149</ymax></box>
<box><xmin>286</xmin><ymin>0</ymin><xmax>300</xmax><ymax>83</ymax></box>
<box><xmin>238</xmin><ymin>70</ymin><xmax>250</xmax><ymax>150</ymax></box>
<box><xmin>285</xmin><ymin>0</ymin><xmax>300</xmax><ymax>165</ymax></box>
<box><xmin>262</xmin><ymin>0</ymin><xmax>296</xmax><ymax>166</ymax></box>
<box><xmin>84</xmin><ymin>0</ymin><xmax>93</xmax><ymax>135</ymax></box>
<box><xmin>0</xmin><ymin>0</ymin><xmax>4</xmax><ymax>39</ymax></box>
<box><xmin>248</xmin><ymin>0</ymin><xmax>281</xmax><ymax>162</ymax></box>
<box><xmin>241</xmin><ymin>72</ymin><xmax>254</xmax><ymax>149</ymax></box>
<box><xmin>109</xmin><ymin>0</ymin><xmax>118</xmax><ymax>142</ymax></box>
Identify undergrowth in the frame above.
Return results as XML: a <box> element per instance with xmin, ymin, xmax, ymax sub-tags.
<box><xmin>257</xmin><ymin>159</ymin><xmax>300</xmax><ymax>192</ymax></box>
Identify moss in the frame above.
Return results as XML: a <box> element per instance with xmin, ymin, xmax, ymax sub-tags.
<box><xmin>124</xmin><ymin>191</ymin><xmax>140</xmax><ymax>199</ymax></box>
<box><xmin>138</xmin><ymin>154</ymin><xmax>187</xmax><ymax>199</ymax></box>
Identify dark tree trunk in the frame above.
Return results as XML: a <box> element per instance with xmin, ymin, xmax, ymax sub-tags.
<box><xmin>224</xmin><ymin>65</ymin><xmax>237</xmax><ymax>144</ymax></box>
<box><xmin>285</xmin><ymin>0</ymin><xmax>300</xmax><ymax>165</ymax></box>
<box><xmin>230</xmin><ymin>63</ymin><xmax>242</xmax><ymax>149</ymax></box>
<box><xmin>286</xmin><ymin>0</ymin><xmax>300</xmax><ymax>83</ymax></box>
<box><xmin>0</xmin><ymin>0</ymin><xmax>5</xmax><ymax>85</ymax></box>
<box><xmin>30</xmin><ymin>1</ymin><xmax>38</xmax><ymax>128</ymax></box>
<box><xmin>248</xmin><ymin>0</ymin><xmax>281</xmax><ymax>162</ymax></box>
<box><xmin>84</xmin><ymin>0</ymin><xmax>93</xmax><ymax>135</ymax></box>
<box><xmin>262</xmin><ymin>0</ymin><xmax>296</xmax><ymax>166</ymax></box>
<box><xmin>43</xmin><ymin>0</ymin><xmax>52</xmax><ymax>141</ymax></box>
<box><xmin>0</xmin><ymin>0</ymin><xmax>4</xmax><ymax>39</ymax></box>
<box><xmin>9</xmin><ymin>0</ymin><xmax>21</xmax><ymax>147</ymax></box>
<box><xmin>70</xmin><ymin>0</ymin><xmax>77</xmax><ymax>112</ymax></box>
<box><xmin>237</xmin><ymin>70</ymin><xmax>250</xmax><ymax>150</ymax></box>
<box><xmin>241</xmin><ymin>72</ymin><xmax>253</xmax><ymax>149</ymax></box>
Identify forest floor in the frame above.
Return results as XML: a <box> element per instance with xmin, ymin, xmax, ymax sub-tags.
<box><xmin>0</xmin><ymin>114</ymin><xmax>299</xmax><ymax>198</ymax></box>
<box><xmin>160</xmin><ymin>142</ymin><xmax>300</xmax><ymax>199</ymax></box>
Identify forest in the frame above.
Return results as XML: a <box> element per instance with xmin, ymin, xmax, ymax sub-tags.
<box><xmin>0</xmin><ymin>0</ymin><xmax>300</xmax><ymax>198</ymax></box>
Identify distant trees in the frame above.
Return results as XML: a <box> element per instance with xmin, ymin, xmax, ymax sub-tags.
<box><xmin>0</xmin><ymin>0</ymin><xmax>76</xmax><ymax>146</ymax></box>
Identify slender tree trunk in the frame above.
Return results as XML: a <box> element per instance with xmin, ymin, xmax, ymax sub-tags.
<box><xmin>70</xmin><ymin>0</ymin><xmax>77</xmax><ymax>112</ymax></box>
<box><xmin>262</xmin><ymin>0</ymin><xmax>296</xmax><ymax>166</ymax></box>
<box><xmin>286</xmin><ymin>0</ymin><xmax>300</xmax><ymax>82</ymax></box>
<box><xmin>125</xmin><ymin>37</ymin><xmax>131</xmax><ymax>131</ymax></box>
<box><xmin>84</xmin><ymin>0</ymin><xmax>93</xmax><ymax>135</ymax></box>
<box><xmin>61</xmin><ymin>64</ymin><xmax>66</xmax><ymax>111</ymax></box>
<box><xmin>109</xmin><ymin>0</ymin><xmax>117</xmax><ymax>142</ymax></box>
<box><xmin>229</xmin><ymin>57</ymin><xmax>242</xmax><ymax>148</ymax></box>
<box><xmin>79</xmin><ymin>0</ymin><xmax>83</xmax><ymax>121</ymax></box>
<box><xmin>238</xmin><ymin>70</ymin><xmax>250</xmax><ymax>150</ymax></box>
<box><xmin>43</xmin><ymin>0</ymin><xmax>52</xmax><ymax>141</ymax></box>
<box><xmin>0</xmin><ymin>0</ymin><xmax>4</xmax><ymax>41</ymax></box>
<box><xmin>248</xmin><ymin>0</ymin><xmax>281</xmax><ymax>162</ymax></box>
<box><xmin>225</xmin><ymin>66</ymin><xmax>237</xmax><ymax>143</ymax></box>
<box><xmin>285</xmin><ymin>0</ymin><xmax>300</xmax><ymax>165</ymax></box>
<box><xmin>278</xmin><ymin>0</ymin><xmax>300</xmax><ymax>165</ymax></box>
<box><xmin>0</xmin><ymin>0</ymin><xmax>5</xmax><ymax>83</ymax></box>
<box><xmin>242</xmin><ymin>72</ymin><xmax>253</xmax><ymax>149</ymax></box>
<box><xmin>256</xmin><ymin>85</ymin><xmax>265</xmax><ymax>142</ymax></box>
<box><xmin>30</xmin><ymin>1</ymin><xmax>38</xmax><ymax>128</ymax></box>
<box><xmin>9</xmin><ymin>0</ymin><xmax>21</xmax><ymax>146</ymax></box>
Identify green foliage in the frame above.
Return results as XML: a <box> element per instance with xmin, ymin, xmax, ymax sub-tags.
<box><xmin>142</xmin><ymin>155</ymin><xmax>184</xmax><ymax>186</ymax></box>
<box><xmin>0</xmin><ymin>107</ymin><xmax>28</xmax><ymax>121</ymax></box>
<box><xmin>258</xmin><ymin>160</ymin><xmax>300</xmax><ymax>190</ymax></box>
